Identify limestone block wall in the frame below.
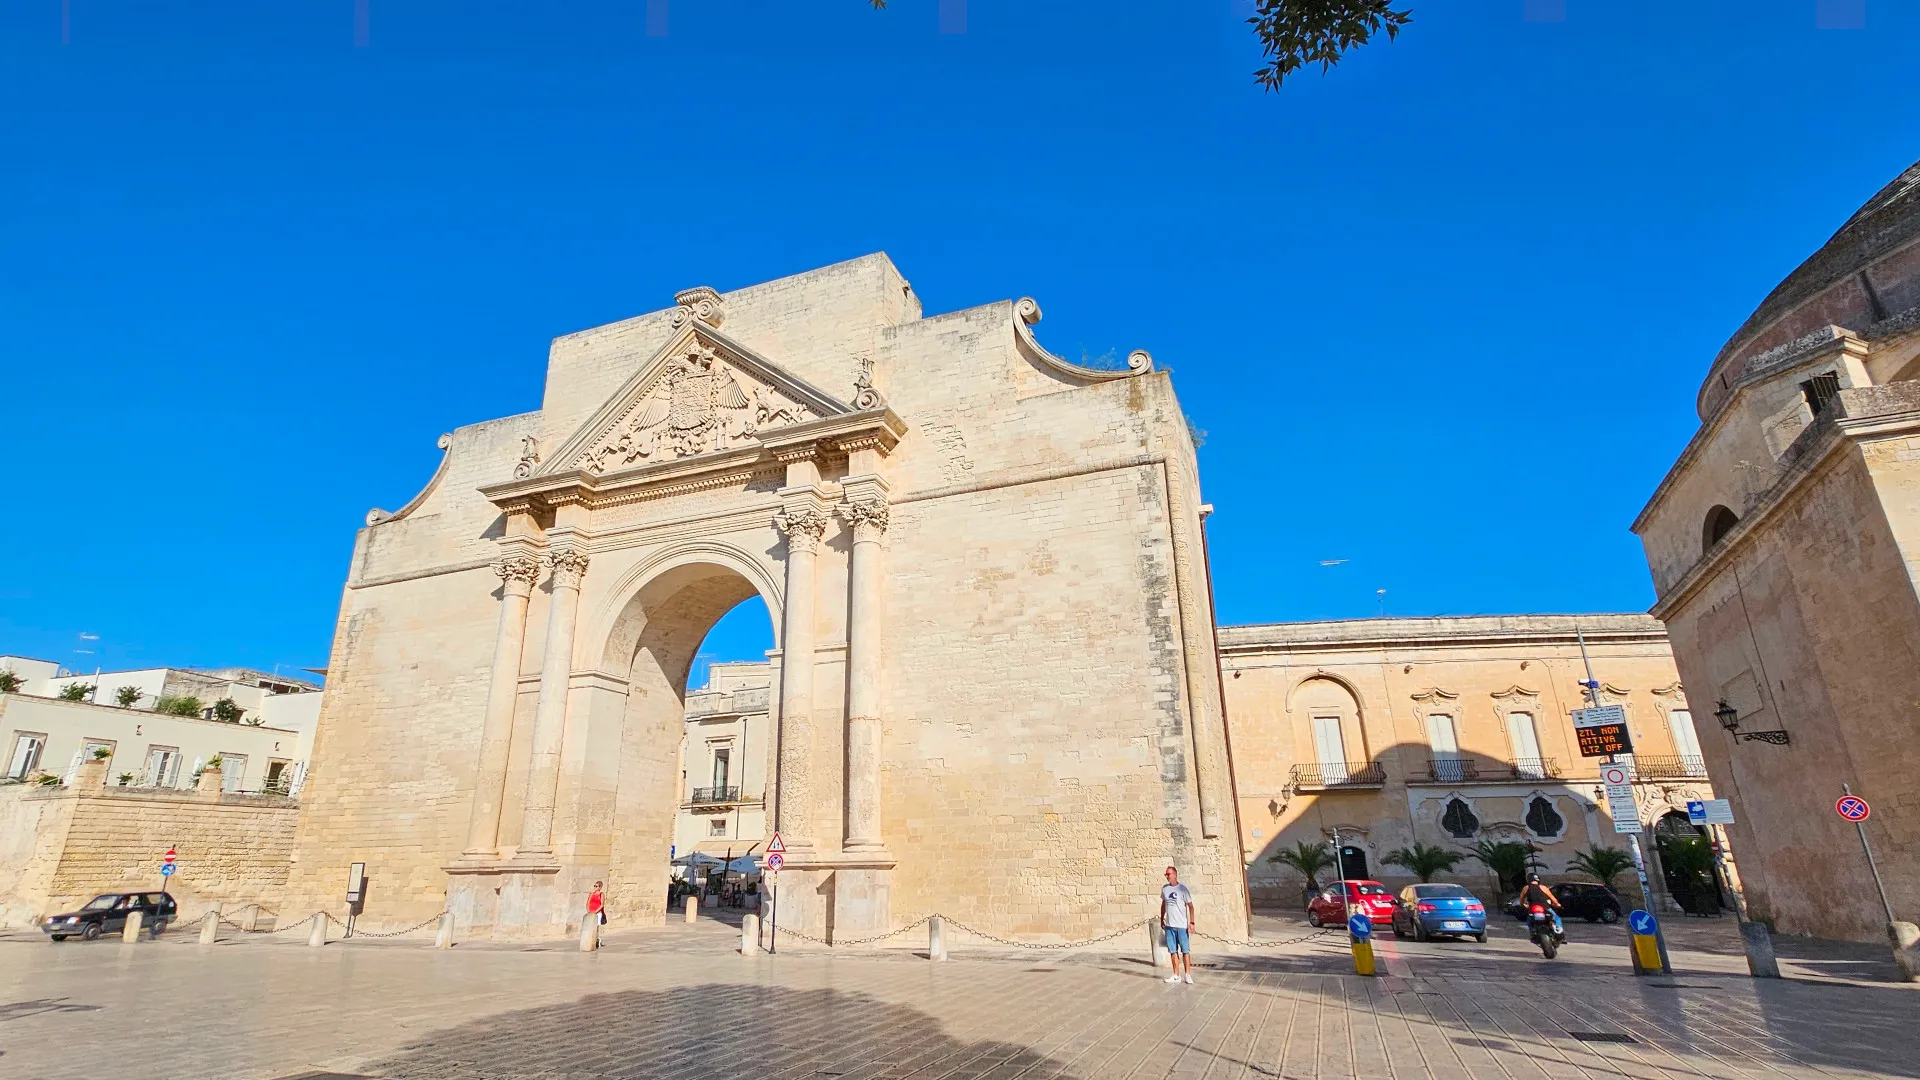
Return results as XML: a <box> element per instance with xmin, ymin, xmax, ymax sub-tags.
<box><xmin>0</xmin><ymin>782</ymin><xmax>298</xmax><ymax>927</ymax></box>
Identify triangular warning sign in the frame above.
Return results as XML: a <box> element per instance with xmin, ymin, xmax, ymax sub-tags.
<box><xmin>766</xmin><ymin>833</ymin><xmax>785</xmax><ymax>854</ymax></box>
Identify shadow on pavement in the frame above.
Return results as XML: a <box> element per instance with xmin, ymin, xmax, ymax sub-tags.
<box><xmin>361</xmin><ymin>983</ymin><xmax>1084</xmax><ymax>1080</ymax></box>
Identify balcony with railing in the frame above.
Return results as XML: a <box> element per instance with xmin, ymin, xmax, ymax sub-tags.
<box><xmin>1628</xmin><ymin>755</ymin><xmax>1709</xmax><ymax>779</ymax></box>
<box><xmin>689</xmin><ymin>785</ymin><xmax>742</xmax><ymax>806</ymax></box>
<box><xmin>1506</xmin><ymin>757</ymin><xmax>1562</xmax><ymax>781</ymax></box>
<box><xmin>1289</xmin><ymin>762</ymin><xmax>1386</xmax><ymax>790</ymax></box>
<box><xmin>1417</xmin><ymin>758</ymin><xmax>1479</xmax><ymax>785</ymax></box>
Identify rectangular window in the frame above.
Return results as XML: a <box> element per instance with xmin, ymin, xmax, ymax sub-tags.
<box><xmin>1667</xmin><ymin>709</ymin><xmax>1702</xmax><ymax>759</ymax></box>
<box><xmin>1311</xmin><ymin>715</ymin><xmax>1347</xmax><ymax>783</ymax></box>
<box><xmin>711</xmin><ymin>747</ymin><xmax>730</xmax><ymax>792</ymax></box>
<box><xmin>1508</xmin><ymin>712</ymin><xmax>1544</xmax><ymax>778</ymax></box>
<box><xmin>709</xmin><ymin>816</ymin><xmax>728</xmax><ymax>837</ymax></box>
<box><xmin>218</xmin><ymin>753</ymin><xmax>247</xmax><ymax>792</ymax></box>
<box><xmin>144</xmin><ymin>746</ymin><xmax>181</xmax><ymax>788</ymax></box>
<box><xmin>6</xmin><ymin>732</ymin><xmax>46</xmax><ymax>779</ymax></box>
<box><xmin>264</xmin><ymin>759</ymin><xmax>291</xmax><ymax>794</ymax></box>
<box><xmin>1425</xmin><ymin>714</ymin><xmax>1459</xmax><ymax>756</ymax></box>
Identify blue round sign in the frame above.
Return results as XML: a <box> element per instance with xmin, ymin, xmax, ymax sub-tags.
<box><xmin>1627</xmin><ymin>909</ymin><xmax>1656</xmax><ymax>935</ymax></box>
<box><xmin>1347</xmin><ymin>912</ymin><xmax>1372</xmax><ymax>939</ymax></box>
<box><xmin>160</xmin><ymin>863</ymin><xmax>175</xmax><ymax>877</ymax></box>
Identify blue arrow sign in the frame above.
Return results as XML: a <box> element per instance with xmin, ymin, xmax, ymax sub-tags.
<box><xmin>160</xmin><ymin>863</ymin><xmax>175</xmax><ymax>877</ymax></box>
<box><xmin>1347</xmin><ymin>912</ymin><xmax>1373</xmax><ymax>939</ymax></box>
<box><xmin>1628</xmin><ymin>909</ymin><xmax>1656</xmax><ymax>935</ymax></box>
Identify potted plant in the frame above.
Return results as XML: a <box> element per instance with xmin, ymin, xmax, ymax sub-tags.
<box><xmin>114</xmin><ymin>686</ymin><xmax>143</xmax><ymax>707</ymax></box>
<box><xmin>91</xmin><ymin>747</ymin><xmax>112</xmax><ymax>761</ymax></box>
<box><xmin>212</xmin><ymin>699</ymin><xmax>245</xmax><ymax>724</ymax></box>
<box><xmin>33</xmin><ymin>772</ymin><xmax>62</xmax><ymax>787</ymax></box>
<box><xmin>117</xmin><ymin>772</ymin><xmax>135</xmax><ymax>786</ymax></box>
<box><xmin>57</xmin><ymin>683</ymin><xmax>94</xmax><ymax>702</ymax></box>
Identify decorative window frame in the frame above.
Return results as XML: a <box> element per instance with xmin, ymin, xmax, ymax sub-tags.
<box><xmin>1519</xmin><ymin>790</ymin><xmax>1572</xmax><ymax>844</ymax></box>
<box><xmin>1434</xmin><ymin>793</ymin><xmax>1483</xmax><ymax>840</ymax></box>
<box><xmin>1410</xmin><ymin>687</ymin><xmax>1462</xmax><ymax>754</ymax></box>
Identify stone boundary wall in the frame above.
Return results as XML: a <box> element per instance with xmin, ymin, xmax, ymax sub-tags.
<box><xmin>0</xmin><ymin>776</ymin><xmax>298</xmax><ymax>927</ymax></box>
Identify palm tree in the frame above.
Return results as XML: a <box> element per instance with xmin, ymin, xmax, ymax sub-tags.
<box><xmin>1268</xmin><ymin>840</ymin><xmax>1336</xmax><ymax>902</ymax></box>
<box><xmin>1569</xmin><ymin>845</ymin><xmax>1635</xmax><ymax>891</ymax></box>
<box><xmin>1381</xmin><ymin>842</ymin><xmax>1465</xmax><ymax>883</ymax></box>
<box><xmin>1468</xmin><ymin>839</ymin><xmax>1538</xmax><ymax>900</ymax></box>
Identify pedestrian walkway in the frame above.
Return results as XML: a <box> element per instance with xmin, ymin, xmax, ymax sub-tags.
<box><xmin>1</xmin><ymin>912</ymin><xmax>1914</xmax><ymax>1079</ymax></box>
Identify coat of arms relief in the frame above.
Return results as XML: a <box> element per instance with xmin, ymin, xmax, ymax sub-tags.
<box><xmin>576</xmin><ymin>343</ymin><xmax>814</xmax><ymax>475</ymax></box>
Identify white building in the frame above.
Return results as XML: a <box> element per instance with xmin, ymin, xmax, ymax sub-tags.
<box><xmin>672</xmin><ymin>662</ymin><xmax>771</xmax><ymax>869</ymax></box>
<box><xmin>0</xmin><ymin>657</ymin><xmax>322</xmax><ymax>793</ymax></box>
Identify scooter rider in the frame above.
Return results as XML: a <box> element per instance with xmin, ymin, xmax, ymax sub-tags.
<box><xmin>1518</xmin><ymin>874</ymin><xmax>1563</xmax><ymax>937</ymax></box>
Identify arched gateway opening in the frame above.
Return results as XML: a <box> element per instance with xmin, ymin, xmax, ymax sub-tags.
<box><xmin>593</xmin><ymin>559</ymin><xmax>778</xmax><ymax>927</ymax></box>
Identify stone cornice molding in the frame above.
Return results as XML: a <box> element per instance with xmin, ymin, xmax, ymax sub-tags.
<box><xmin>1012</xmin><ymin>297</ymin><xmax>1153</xmax><ymax>382</ymax></box>
<box><xmin>1651</xmin><ymin>682</ymin><xmax>1685</xmax><ymax>698</ymax></box>
<box><xmin>1217</xmin><ymin>614</ymin><xmax>1667</xmax><ymax>655</ymax></box>
<box><xmin>1489</xmin><ymin>685</ymin><xmax>1541</xmax><ymax>702</ymax></box>
<box><xmin>367</xmin><ymin>433</ymin><xmax>453</xmax><ymax>527</ymax></box>
<box><xmin>1409</xmin><ymin>687</ymin><xmax>1459</xmax><ymax>704</ymax></box>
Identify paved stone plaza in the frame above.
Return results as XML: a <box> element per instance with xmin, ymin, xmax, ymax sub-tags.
<box><xmin>2</xmin><ymin>913</ymin><xmax>1915</xmax><ymax>1080</ymax></box>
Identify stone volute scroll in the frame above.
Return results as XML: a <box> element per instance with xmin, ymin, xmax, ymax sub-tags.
<box><xmin>1012</xmin><ymin>297</ymin><xmax>1153</xmax><ymax>382</ymax></box>
<box><xmin>852</xmin><ymin>357</ymin><xmax>886</xmax><ymax>410</ymax></box>
<box><xmin>669</xmin><ymin>285</ymin><xmax>726</xmax><ymax>329</ymax></box>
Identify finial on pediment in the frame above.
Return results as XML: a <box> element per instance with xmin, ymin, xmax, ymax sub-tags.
<box><xmin>671</xmin><ymin>286</ymin><xmax>726</xmax><ymax>329</ymax></box>
<box><xmin>853</xmin><ymin>356</ymin><xmax>886</xmax><ymax>410</ymax></box>
<box><xmin>514</xmin><ymin>435</ymin><xmax>540</xmax><ymax>479</ymax></box>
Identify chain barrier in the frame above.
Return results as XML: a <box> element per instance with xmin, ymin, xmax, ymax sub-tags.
<box><xmin>1191</xmin><ymin>928</ymin><xmax>1337</xmax><ymax>949</ymax></box>
<box><xmin>771</xmin><ymin>913</ymin><xmax>1312</xmax><ymax>952</ymax></box>
<box><xmin>939</xmin><ymin>916</ymin><xmax>1142</xmax><ymax>951</ymax></box>
<box><xmin>213</xmin><ymin>911</ymin><xmax>317</xmax><ymax>934</ymax></box>
<box><xmin>775</xmin><ymin>914</ymin><xmax>931</xmax><ymax>947</ymax></box>
<box><xmin>324</xmin><ymin>911</ymin><xmax>449</xmax><ymax>938</ymax></box>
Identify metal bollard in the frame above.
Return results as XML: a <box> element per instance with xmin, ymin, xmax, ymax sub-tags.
<box><xmin>307</xmin><ymin>914</ymin><xmax>327</xmax><ymax>948</ymax></box>
<box><xmin>741</xmin><ymin>913</ymin><xmax>759</xmax><ymax>955</ymax></box>
<box><xmin>1147</xmin><ymin>918</ymin><xmax>1169</xmax><ymax>969</ymax></box>
<box><xmin>435</xmin><ymin>912</ymin><xmax>455</xmax><ymax>950</ymax></box>
<box><xmin>579</xmin><ymin>915</ymin><xmax>600</xmax><ymax>952</ymax></box>
<box><xmin>199</xmin><ymin>910</ymin><xmax>219</xmax><ymax>946</ymax></box>
<box><xmin>929</xmin><ymin>915</ymin><xmax>947</xmax><ymax>961</ymax></box>
<box><xmin>683</xmin><ymin>895</ymin><xmax>698</xmax><ymax>923</ymax></box>
<box><xmin>122</xmin><ymin>909</ymin><xmax>145</xmax><ymax>943</ymax></box>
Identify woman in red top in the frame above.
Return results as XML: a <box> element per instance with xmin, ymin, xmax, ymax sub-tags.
<box><xmin>587</xmin><ymin>881</ymin><xmax>606</xmax><ymax>925</ymax></box>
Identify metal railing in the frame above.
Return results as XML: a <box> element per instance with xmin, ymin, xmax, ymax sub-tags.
<box><xmin>1629</xmin><ymin>755</ymin><xmax>1708</xmax><ymax>779</ymax></box>
<box><xmin>690</xmin><ymin>785</ymin><xmax>742</xmax><ymax>805</ymax></box>
<box><xmin>1508</xmin><ymin>757</ymin><xmax>1562</xmax><ymax>780</ymax></box>
<box><xmin>1424</xmin><ymin>758</ymin><xmax>1479</xmax><ymax>783</ymax></box>
<box><xmin>1289</xmin><ymin>762</ymin><xmax>1386</xmax><ymax>788</ymax></box>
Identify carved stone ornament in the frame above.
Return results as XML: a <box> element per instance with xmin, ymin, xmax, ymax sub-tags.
<box><xmin>577</xmin><ymin>344</ymin><xmax>813</xmax><ymax>474</ymax></box>
<box><xmin>775</xmin><ymin>506</ymin><xmax>831</xmax><ymax>554</ymax></box>
<box><xmin>852</xmin><ymin>356</ymin><xmax>885</xmax><ymax>410</ymax></box>
<box><xmin>545</xmin><ymin>549</ymin><xmax>590</xmax><ymax>589</ymax></box>
<box><xmin>513</xmin><ymin>435</ymin><xmax>540</xmax><ymax>480</ymax></box>
<box><xmin>842</xmin><ymin>498</ymin><xmax>891</xmax><ymax>538</ymax></box>
<box><xmin>494</xmin><ymin>555</ymin><xmax>542</xmax><ymax>594</ymax></box>
<box><xmin>669</xmin><ymin>286</ymin><xmax>726</xmax><ymax>329</ymax></box>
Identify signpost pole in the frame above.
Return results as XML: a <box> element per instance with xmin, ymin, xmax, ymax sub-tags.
<box><xmin>1580</xmin><ymin>632</ymin><xmax>1671</xmax><ymax>975</ymax></box>
<box><xmin>1843</xmin><ymin>785</ymin><xmax>1897</xmax><ymax>926</ymax></box>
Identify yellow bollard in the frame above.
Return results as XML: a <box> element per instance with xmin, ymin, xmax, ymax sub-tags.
<box><xmin>1351</xmin><ymin>937</ymin><xmax>1376</xmax><ymax>976</ymax></box>
<box><xmin>1632</xmin><ymin>932</ymin><xmax>1662</xmax><ymax>972</ymax></box>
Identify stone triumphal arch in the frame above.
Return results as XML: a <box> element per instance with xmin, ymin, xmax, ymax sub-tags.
<box><xmin>283</xmin><ymin>254</ymin><xmax>1248</xmax><ymax>942</ymax></box>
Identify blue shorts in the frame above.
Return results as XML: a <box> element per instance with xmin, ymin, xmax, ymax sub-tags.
<box><xmin>1164</xmin><ymin>926</ymin><xmax>1190</xmax><ymax>954</ymax></box>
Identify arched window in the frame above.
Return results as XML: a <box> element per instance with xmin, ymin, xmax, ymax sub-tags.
<box><xmin>1704</xmin><ymin>505</ymin><xmax>1740</xmax><ymax>551</ymax></box>
<box><xmin>1441</xmin><ymin>798</ymin><xmax>1480</xmax><ymax>839</ymax></box>
<box><xmin>1525</xmin><ymin>796</ymin><xmax>1564</xmax><ymax>838</ymax></box>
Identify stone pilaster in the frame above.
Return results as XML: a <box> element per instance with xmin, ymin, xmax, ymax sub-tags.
<box><xmin>461</xmin><ymin>554</ymin><xmax>540</xmax><ymax>858</ymax></box>
<box><xmin>841</xmin><ymin>496</ymin><xmax>889</xmax><ymax>854</ymax></box>
<box><xmin>772</xmin><ymin>503</ymin><xmax>828</xmax><ymax>855</ymax></box>
<box><xmin>517</xmin><ymin>547</ymin><xmax>589</xmax><ymax>857</ymax></box>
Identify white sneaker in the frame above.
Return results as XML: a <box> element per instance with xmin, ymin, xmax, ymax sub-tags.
<box><xmin>1164</xmin><ymin>973</ymin><xmax>1181</xmax><ymax>983</ymax></box>
<box><xmin>1183</xmin><ymin>974</ymin><xmax>1194</xmax><ymax>984</ymax></box>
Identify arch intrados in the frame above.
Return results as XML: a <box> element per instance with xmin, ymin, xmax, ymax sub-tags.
<box><xmin>585</xmin><ymin>540</ymin><xmax>784</xmax><ymax>673</ymax></box>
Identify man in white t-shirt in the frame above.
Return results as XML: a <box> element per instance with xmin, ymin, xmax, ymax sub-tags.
<box><xmin>1159</xmin><ymin>865</ymin><xmax>1195</xmax><ymax>984</ymax></box>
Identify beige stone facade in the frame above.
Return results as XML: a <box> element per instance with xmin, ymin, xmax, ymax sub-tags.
<box><xmin>284</xmin><ymin>256</ymin><xmax>1248</xmax><ymax>944</ymax></box>
<box><xmin>1221</xmin><ymin>615</ymin><xmax>1712</xmax><ymax>908</ymax></box>
<box><xmin>1636</xmin><ymin>159</ymin><xmax>1920</xmax><ymax>942</ymax></box>
<box><xmin>671</xmin><ymin>661</ymin><xmax>771</xmax><ymax>863</ymax></box>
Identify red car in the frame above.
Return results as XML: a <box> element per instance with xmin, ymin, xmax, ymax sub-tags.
<box><xmin>1306</xmin><ymin>880</ymin><xmax>1397</xmax><ymax>927</ymax></box>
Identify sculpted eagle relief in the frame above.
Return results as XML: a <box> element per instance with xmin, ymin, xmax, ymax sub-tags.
<box><xmin>578</xmin><ymin>345</ymin><xmax>813</xmax><ymax>473</ymax></box>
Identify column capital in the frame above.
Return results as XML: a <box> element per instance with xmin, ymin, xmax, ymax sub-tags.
<box><xmin>544</xmin><ymin>549</ymin><xmax>590</xmax><ymax>589</ymax></box>
<box><xmin>841</xmin><ymin>497</ymin><xmax>890</xmax><ymax>543</ymax></box>
<box><xmin>494</xmin><ymin>555</ymin><xmax>542</xmax><ymax>597</ymax></box>
<box><xmin>775</xmin><ymin>506</ymin><xmax>831</xmax><ymax>555</ymax></box>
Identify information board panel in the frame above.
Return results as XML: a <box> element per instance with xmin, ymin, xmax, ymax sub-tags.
<box><xmin>1572</xmin><ymin>705</ymin><xmax>1634</xmax><ymax>757</ymax></box>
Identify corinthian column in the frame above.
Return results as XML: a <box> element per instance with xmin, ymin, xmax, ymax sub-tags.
<box><xmin>517</xmin><ymin>548</ymin><xmax>589</xmax><ymax>857</ymax></box>
<box><xmin>773</xmin><ymin>505</ymin><xmax>829</xmax><ymax>853</ymax></box>
<box><xmin>842</xmin><ymin>498</ymin><xmax>889</xmax><ymax>853</ymax></box>
<box><xmin>462</xmin><ymin>555</ymin><xmax>541</xmax><ymax>857</ymax></box>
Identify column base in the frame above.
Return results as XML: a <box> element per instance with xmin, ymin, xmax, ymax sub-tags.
<box><xmin>768</xmin><ymin>855</ymin><xmax>894</xmax><ymax>947</ymax></box>
<box><xmin>445</xmin><ymin>858</ymin><xmax>565</xmax><ymax>941</ymax></box>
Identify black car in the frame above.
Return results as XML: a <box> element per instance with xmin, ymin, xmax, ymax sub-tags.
<box><xmin>1504</xmin><ymin>882</ymin><xmax>1623</xmax><ymax>924</ymax></box>
<box><xmin>42</xmin><ymin>892</ymin><xmax>178</xmax><ymax>941</ymax></box>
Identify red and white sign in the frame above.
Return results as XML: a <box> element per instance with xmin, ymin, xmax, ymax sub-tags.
<box><xmin>766</xmin><ymin>833</ymin><xmax>785</xmax><ymax>855</ymax></box>
<box><xmin>766</xmin><ymin>852</ymin><xmax>784</xmax><ymax>871</ymax></box>
<box><xmin>1836</xmin><ymin>795</ymin><xmax>1871</xmax><ymax>822</ymax></box>
<box><xmin>1600</xmin><ymin>765</ymin><xmax>1630</xmax><ymax>787</ymax></box>
<box><xmin>163</xmin><ymin>847</ymin><xmax>177</xmax><ymax>865</ymax></box>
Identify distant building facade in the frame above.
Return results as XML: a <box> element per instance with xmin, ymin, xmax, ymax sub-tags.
<box><xmin>672</xmin><ymin>662</ymin><xmax>771</xmax><ymax>863</ymax></box>
<box><xmin>1220</xmin><ymin>615</ymin><xmax>1717</xmax><ymax>910</ymax></box>
<box><xmin>1635</xmin><ymin>158</ymin><xmax>1920</xmax><ymax>942</ymax></box>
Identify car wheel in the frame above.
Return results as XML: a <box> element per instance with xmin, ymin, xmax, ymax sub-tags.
<box><xmin>1307</xmin><ymin>909</ymin><xmax>1323</xmax><ymax>928</ymax></box>
<box><xmin>1413</xmin><ymin>921</ymin><xmax>1428</xmax><ymax>943</ymax></box>
<box><xmin>1392</xmin><ymin>920</ymin><xmax>1406</xmax><ymax>939</ymax></box>
<box><xmin>49</xmin><ymin>935</ymin><xmax>67</xmax><ymax>942</ymax></box>
<box><xmin>80</xmin><ymin>924</ymin><xmax>102</xmax><ymax>941</ymax></box>
<box><xmin>1475</xmin><ymin>932</ymin><xmax>1487</xmax><ymax>943</ymax></box>
<box><xmin>1599</xmin><ymin>906</ymin><xmax>1620</xmax><ymax>925</ymax></box>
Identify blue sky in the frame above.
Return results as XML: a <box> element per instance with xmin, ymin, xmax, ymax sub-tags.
<box><xmin>1</xmin><ymin>1</ymin><xmax>1913</xmax><ymax>681</ymax></box>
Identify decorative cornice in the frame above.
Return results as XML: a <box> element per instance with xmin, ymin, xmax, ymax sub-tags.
<box><xmin>1012</xmin><ymin>297</ymin><xmax>1153</xmax><ymax>382</ymax></box>
<box><xmin>1489</xmin><ymin>685</ymin><xmax>1540</xmax><ymax>701</ymax></box>
<box><xmin>1651</xmin><ymin>682</ymin><xmax>1685</xmax><ymax>697</ymax></box>
<box><xmin>1409</xmin><ymin>687</ymin><xmax>1459</xmax><ymax>704</ymax></box>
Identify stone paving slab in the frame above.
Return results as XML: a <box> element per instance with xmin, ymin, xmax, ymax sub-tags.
<box><xmin>0</xmin><ymin>916</ymin><xmax>1915</xmax><ymax>1080</ymax></box>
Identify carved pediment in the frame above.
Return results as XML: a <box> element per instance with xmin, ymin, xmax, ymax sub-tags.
<box><xmin>1410</xmin><ymin>687</ymin><xmax>1459</xmax><ymax>704</ymax></box>
<box><xmin>541</xmin><ymin>321</ymin><xmax>855</xmax><ymax>479</ymax></box>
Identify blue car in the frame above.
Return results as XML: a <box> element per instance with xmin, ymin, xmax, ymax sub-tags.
<box><xmin>1390</xmin><ymin>883</ymin><xmax>1488</xmax><ymax>942</ymax></box>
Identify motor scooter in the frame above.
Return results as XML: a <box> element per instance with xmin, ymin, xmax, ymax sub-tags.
<box><xmin>1527</xmin><ymin>903</ymin><xmax>1563</xmax><ymax>959</ymax></box>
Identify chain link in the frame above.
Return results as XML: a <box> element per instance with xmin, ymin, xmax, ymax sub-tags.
<box><xmin>1190</xmin><ymin>928</ymin><xmax>1336</xmax><ymax>949</ymax></box>
<box><xmin>325</xmin><ymin>911</ymin><xmax>448</xmax><ymax>938</ymax></box>
<box><xmin>212</xmin><ymin>911</ymin><xmax>316</xmax><ymax>934</ymax></box>
<box><xmin>771</xmin><ymin>913</ymin><xmax>1278</xmax><ymax>952</ymax></box>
